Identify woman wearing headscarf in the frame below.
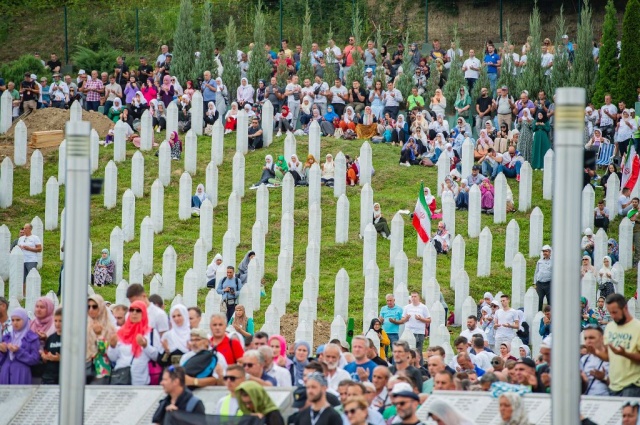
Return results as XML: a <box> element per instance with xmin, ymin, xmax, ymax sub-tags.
<box><xmin>339</xmin><ymin>106</ymin><xmax>358</xmax><ymax>132</ymax></box>
<box><xmin>215</xmin><ymin>77</ymin><xmax>228</xmax><ymax>117</ymax></box>
<box><xmin>355</xmin><ymin>106</ymin><xmax>380</xmax><ymax>140</ymax></box>
<box><xmin>615</xmin><ymin>109</ymin><xmax>637</xmax><ymax>157</ymax></box>
<box><xmin>183</xmin><ymin>80</ymin><xmax>195</xmax><ymax>99</ymax></box>
<box><xmin>0</xmin><ymin>308</ymin><xmax>40</xmax><ymax>384</ymax></box>
<box><xmin>601</xmin><ymin>164</ymin><xmax>622</xmax><ymax>198</ymax></box>
<box><xmin>255</xmin><ymin>79</ymin><xmax>267</xmax><ymax>106</ymax></box>
<box><xmin>237</xmin><ymin>251</ymin><xmax>255</xmax><ymax>285</ymax></box>
<box><xmin>372</xmin><ymin>203</ymin><xmax>391</xmax><ymax>239</ymax></box>
<box><xmin>127</xmin><ymin>90</ymin><xmax>148</xmax><ymax>122</ymax></box>
<box><xmin>391</xmin><ymin>113</ymin><xmax>409</xmax><ymax>145</ymax></box>
<box><xmin>608</xmin><ymin>238</ymin><xmax>619</xmax><ymax>264</ymax></box>
<box><xmin>581</xmin><ymin>297</ymin><xmax>599</xmax><ymax>330</ymax></box>
<box><xmin>206</xmin><ymin>253</ymin><xmax>224</xmax><ymax>288</ymax></box>
<box><xmin>160</xmin><ymin>304</ymin><xmax>190</xmax><ymax>366</ymax></box>
<box><xmin>107</xmin><ymin>301</ymin><xmax>161</xmax><ymax>385</ymax></box>
<box><xmin>177</xmin><ymin>93</ymin><xmax>192</xmax><ymax>133</ymax></box>
<box><xmin>299</xmin><ymin>96</ymin><xmax>313</xmax><ymax>130</ymax></box>
<box><xmin>441</xmin><ymin>175</ymin><xmax>459</xmax><ymax>198</ymax></box>
<box><xmin>399</xmin><ymin>137</ymin><xmax>419</xmax><ymax>166</ymax></box>
<box><xmin>480</xmin><ymin>178</ymin><xmax>495</xmax><ymax>212</ymax></box>
<box><xmin>275</xmin><ymin>105</ymin><xmax>294</xmax><ymax>136</ymax></box>
<box><xmin>494</xmin><ymin>122</ymin><xmax>511</xmax><ymax>153</ymax></box>
<box><xmin>424</xmin><ymin>186</ymin><xmax>440</xmax><ymax>219</ymax></box>
<box><xmin>289</xmin><ymin>340</ymin><xmax>310</xmax><ymax>386</ymax></box>
<box><xmin>168</xmin><ymin>130</ymin><xmax>182</xmax><ymax>160</ymax></box>
<box><xmin>427</xmin><ymin>399</ymin><xmax>477</xmax><ymax>425</ymax></box>
<box><xmin>269</xmin><ymin>335</ymin><xmax>292</xmax><ymax>368</ymax></box>
<box><xmin>229</xmin><ymin>304</ymin><xmax>254</xmax><ymax>338</ymax></box>
<box><xmin>498</xmin><ymin>393</ymin><xmax>530</xmax><ymax>425</ymax></box>
<box><xmin>251</xmin><ymin>155</ymin><xmax>276</xmax><ymax>188</ymax></box>
<box><xmin>93</xmin><ymin>249</ymin><xmax>115</xmax><ymax>287</ymax></box>
<box><xmin>31</xmin><ymin>297</ymin><xmax>56</xmax><ymax>348</ymax></box>
<box><xmin>433</xmin><ymin>221</ymin><xmax>451</xmax><ymax>254</ymax></box>
<box><xmin>171</xmin><ymin>76</ymin><xmax>184</xmax><ymax>97</ymax></box>
<box><xmin>224</xmin><ymin>102</ymin><xmax>239</xmax><ymax>134</ymax></box>
<box><xmin>499</xmin><ymin>342</ymin><xmax>517</xmax><ymax>361</ymax></box>
<box><xmin>86</xmin><ymin>294</ymin><xmax>116</xmax><ymax>384</ymax></box>
<box><xmin>519</xmin><ymin>345</ymin><xmax>531</xmax><ymax>359</ymax></box>
<box><xmin>581</xmin><ymin>255</ymin><xmax>596</xmax><ymax>278</ymax></box>
<box><xmin>191</xmin><ymin>183</ymin><xmax>208</xmax><ymax>210</ymax></box>
<box><xmin>108</xmin><ymin>98</ymin><xmax>125</xmax><ymax>123</ymax></box>
<box><xmin>204</xmin><ymin>101</ymin><xmax>219</xmax><ymax>126</ymax></box>
<box><xmin>141</xmin><ymin>77</ymin><xmax>158</xmax><ymax>105</ymax></box>
<box><xmin>456</xmin><ymin>179</ymin><xmax>470</xmax><ymax>210</ymax></box>
<box><xmin>531</xmin><ymin>110</ymin><xmax>551</xmax><ymax>170</ymax></box>
<box><xmin>159</xmin><ymin>75</ymin><xmax>175</xmax><ymax>107</ymax></box>
<box><xmin>475</xmin><ymin>130</ymin><xmax>494</xmax><ymax>160</ymax></box>
<box><xmin>367</xmin><ymin>319</ymin><xmax>390</xmax><ymax>360</ymax></box>
<box><xmin>321</xmin><ymin>153</ymin><xmax>335</xmax><ymax>187</ymax></box>
<box><xmin>150</xmin><ymin>99</ymin><xmax>166</xmax><ymax>132</ymax></box>
<box><xmin>441</xmin><ymin>142</ymin><xmax>460</xmax><ymax>171</ymax></box>
<box><xmin>454</xmin><ymin>86</ymin><xmax>472</xmax><ymax>126</ymax></box>
<box><xmin>323</xmin><ymin>104</ymin><xmax>339</xmax><ymax>125</ymax></box>
<box><xmin>597</xmin><ymin>256</ymin><xmax>617</xmax><ymax>298</ymax></box>
<box><xmin>484</xmin><ymin>120</ymin><xmax>497</xmax><ymax>140</ymax></box>
<box><xmin>430</xmin><ymin>88</ymin><xmax>447</xmax><ymax>117</ymax></box>
<box><xmin>287</xmin><ymin>154</ymin><xmax>304</xmax><ymax>183</ymax></box>
<box><xmin>235</xmin><ymin>381</ymin><xmax>285</xmax><ymax>424</ymax></box>
<box><xmin>516</xmin><ymin>108</ymin><xmax>534</xmax><ymax>162</ymax></box>
<box><xmin>237</xmin><ymin>77</ymin><xmax>254</xmax><ymax>109</ymax></box>
<box><xmin>585</xmin><ymin>127</ymin><xmax>606</xmax><ymax>152</ymax></box>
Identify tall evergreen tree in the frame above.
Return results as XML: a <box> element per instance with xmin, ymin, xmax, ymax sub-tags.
<box><xmin>222</xmin><ymin>17</ymin><xmax>240</xmax><ymax>103</ymax></box>
<box><xmin>572</xmin><ymin>0</ymin><xmax>596</xmax><ymax>101</ymax></box>
<box><xmin>472</xmin><ymin>61</ymin><xmax>491</xmax><ymax>101</ymax></box>
<box><xmin>443</xmin><ymin>26</ymin><xmax>467</xmax><ymax>114</ymax></box>
<box><xmin>592</xmin><ymin>0</ymin><xmax>618</xmax><ymax>107</ymax></box>
<box><xmin>323</xmin><ymin>24</ymin><xmax>337</xmax><ymax>88</ymax></box>
<box><xmin>297</xmin><ymin>2</ymin><xmax>314</xmax><ymax>83</ymax></box>
<box><xmin>497</xmin><ymin>22</ymin><xmax>517</xmax><ymax>93</ymax></box>
<box><xmin>374</xmin><ymin>27</ymin><xmax>386</xmax><ymax>84</ymax></box>
<box><xmin>346</xmin><ymin>8</ymin><xmax>365</xmax><ymax>88</ymax></box>
<box><xmin>171</xmin><ymin>0</ymin><xmax>197</xmax><ymax>83</ymax></box>
<box><xmin>550</xmin><ymin>6</ymin><xmax>571</xmax><ymax>94</ymax></box>
<box><xmin>394</xmin><ymin>33</ymin><xmax>414</xmax><ymax>105</ymax></box>
<box><xmin>247</xmin><ymin>1</ymin><xmax>272</xmax><ymax>88</ymax></box>
<box><xmin>196</xmin><ymin>1</ymin><xmax>217</xmax><ymax>79</ymax></box>
<box><xmin>425</xmin><ymin>61</ymin><xmax>441</xmax><ymax>103</ymax></box>
<box><xmin>615</xmin><ymin>0</ymin><xmax>640</xmax><ymax>106</ymax></box>
<box><xmin>516</xmin><ymin>3</ymin><xmax>545</xmax><ymax>97</ymax></box>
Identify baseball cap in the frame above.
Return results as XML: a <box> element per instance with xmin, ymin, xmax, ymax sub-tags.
<box><xmin>339</xmin><ymin>340</ymin><xmax>350</xmax><ymax>351</ymax></box>
<box><xmin>190</xmin><ymin>328</ymin><xmax>208</xmax><ymax>339</ymax></box>
<box><xmin>391</xmin><ymin>382</ymin><xmax>413</xmax><ymax>394</ymax></box>
<box><xmin>562</xmin><ymin>34</ymin><xmax>569</xmax><ymax>39</ymax></box>
<box><xmin>30</xmin><ymin>74</ymin><xmax>37</xmax><ymax>80</ymax></box>
<box><xmin>391</xmin><ymin>388</ymin><xmax>419</xmax><ymax>401</ymax></box>
<box><xmin>78</xmin><ymin>69</ymin><xmax>86</xmax><ymax>75</ymax></box>
<box><xmin>541</xmin><ymin>245</ymin><xmax>552</xmax><ymax>252</ymax></box>
<box><xmin>515</xmin><ymin>357</ymin><xmax>536</xmax><ymax>369</ymax></box>
<box><xmin>316</xmin><ymin>344</ymin><xmax>325</xmax><ymax>356</ymax></box>
<box><xmin>366</xmin><ymin>68</ymin><xmax>373</xmax><ymax>73</ymax></box>
<box><xmin>490</xmin><ymin>300</ymin><xmax>500</xmax><ymax>307</ymax></box>
<box><xmin>472</xmin><ymin>165</ymin><xmax>481</xmax><ymax>171</ymax></box>
<box><xmin>292</xmin><ymin>387</ymin><xmax>307</xmax><ymax>408</ymax></box>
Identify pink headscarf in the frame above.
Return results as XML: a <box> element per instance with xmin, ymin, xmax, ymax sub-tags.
<box><xmin>30</xmin><ymin>297</ymin><xmax>55</xmax><ymax>335</ymax></box>
<box><xmin>269</xmin><ymin>334</ymin><xmax>287</xmax><ymax>359</ymax></box>
<box><xmin>162</xmin><ymin>75</ymin><xmax>172</xmax><ymax>91</ymax></box>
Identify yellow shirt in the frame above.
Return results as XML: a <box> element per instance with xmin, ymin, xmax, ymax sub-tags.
<box><xmin>604</xmin><ymin>318</ymin><xmax>640</xmax><ymax>392</ymax></box>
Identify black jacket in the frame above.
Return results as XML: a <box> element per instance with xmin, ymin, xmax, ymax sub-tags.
<box><xmin>152</xmin><ymin>388</ymin><xmax>205</xmax><ymax>424</ymax></box>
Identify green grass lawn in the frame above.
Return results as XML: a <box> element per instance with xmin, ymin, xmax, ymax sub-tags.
<box><xmin>1</xmin><ymin>132</ymin><xmax>636</xmax><ymax>337</ymax></box>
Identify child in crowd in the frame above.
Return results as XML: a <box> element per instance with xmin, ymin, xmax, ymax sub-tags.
<box><xmin>41</xmin><ymin>308</ymin><xmax>62</xmax><ymax>385</ymax></box>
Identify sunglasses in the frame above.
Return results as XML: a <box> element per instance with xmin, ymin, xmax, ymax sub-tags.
<box><xmin>394</xmin><ymin>401</ymin><xmax>410</xmax><ymax>408</ymax></box>
<box><xmin>344</xmin><ymin>408</ymin><xmax>361</xmax><ymax>416</ymax></box>
<box><xmin>223</xmin><ymin>375</ymin><xmax>240</xmax><ymax>382</ymax></box>
<box><xmin>242</xmin><ymin>363</ymin><xmax>255</xmax><ymax>368</ymax></box>
<box><xmin>129</xmin><ymin>308</ymin><xmax>142</xmax><ymax>313</ymax></box>
<box><xmin>87</xmin><ymin>304</ymin><xmax>99</xmax><ymax>310</ymax></box>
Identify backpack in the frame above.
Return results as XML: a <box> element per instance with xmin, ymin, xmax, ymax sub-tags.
<box><xmin>185</xmin><ymin>394</ymin><xmax>202</xmax><ymax>413</ymax></box>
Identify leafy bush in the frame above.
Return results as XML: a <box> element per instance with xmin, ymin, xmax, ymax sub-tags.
<box><xmin>572</xmin><ymin>0</ymin><xmax>596</xmax><ymax>101</ymax></box>
<box><xmin>71</xmin><ymin>46</ymin><xmax>123</xmax><ymax>74</ymax></box>
<box><xmin>592</xmin><ymin>0</ymin><xmax>618</xmax><ymax>107</ymax></box>
<box><xmin>615</xmin><ymin>0</ymin><xmax>640</xmax><ymax>106</ymax></box>
<box><xmin>0</xmin><ymin>55</ymin><xmax>46</xmax><ymax>85</ymax></box>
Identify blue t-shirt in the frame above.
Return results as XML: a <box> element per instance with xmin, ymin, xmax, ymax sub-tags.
<box><xmin>344</xmin><ymin>360</ymin><xmax>378</xmax><ymax>382</ymax></box>
<box><xmin>484</xmin><ymin>52</ymin><xmax>500</xmax><ymax>74</ymax></box>
<box><xmin>379</xmin><ymin>305</ymin><xmax>403</xmax><ymax>334</ymax></box>
<box><xmin>201</xmin><ymin>79</ymin><xmax>218</xmax><ymax>102</ymax></box>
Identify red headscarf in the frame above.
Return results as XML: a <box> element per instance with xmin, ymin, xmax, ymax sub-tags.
<box><xmin>117</xmin><ymin>301</ymin><xmax>150</xmax><ymax>357</ymax></box>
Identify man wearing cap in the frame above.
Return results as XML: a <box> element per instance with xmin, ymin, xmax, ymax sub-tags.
<box><xmin>19</xmin><ymin>72</ymin><xmax>39</xmax><ymax>117</ymax></box>
<box><xmin>213</xmin><ymin>364</ymin><xmax>245</xmax><ymax>415</ymax></box>
<box><xmin>180</xmin><ymin>327</ymin><xmax>226</xmax><ymax>389</ymax></box>
<box><xmin>288</xmin><ymin>386</ymin><xmax>310</xmax><ymax>423</ymax></box>
<box><xmin>293</xmin><ymin>372</ymin><xmax>342</xmax><ymax>425</ymax></box>
<box><xmin>0</xmin><ymin>297</ymin><xmax>9</xmax><ymax>337</ymax></box>
<box><xmin>514</xmin><ymin>357</ymin><xmax>547</xmax><ymax>393</ymax></box>
<box><xmin>49</xmin><ymin>73</ymin><xmax>69</xmax><ymax>109</ymax></box>
<box><xmin>534</xmin><ymin>245</ymin><xmax>553</xmax><ymax>311</ymax></box>
<box><xmin>363</xmin><ymin>68</ymin><xmax>374</xmax><ymax>91</ymax></box>
<box><xmin>466</xmin><ymin>165</ymin><xmax>484</xmax><ymax>187</ymax></box>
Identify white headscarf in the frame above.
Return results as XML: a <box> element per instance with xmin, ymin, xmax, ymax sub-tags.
<box><xmin>445</xmin><ymin>142</ymin><xmax>455</xmax><ymax>159</ymax></box>
<box><xmin>112</xmin><ymin>97</ymin><xmax>123</xmax><ymax>110</ymax></box>
<box><xmin>134</xmin><ymin>91</ymin><xmax>147</xmax><ymax>107</ymax></box>
<box><xmin>373</xmin><ymin>202</ymin><xmax>382</xmax><ymax>219</ymax></box>
<box><xmin>206</xmin><ymin>101</ymin><xmax>217</xmax><ymax>117</ymax></box>
<box><xmin>161</xmin><ymin>304</ymin><xmax>190</xmax><ymax>353</ymax></box>
<box><xmin>343</xmin><ymin>106</ymin><xmax>355</xmax><ymax>124</ymax></box>
<box><xmin>426</xmin><ymin>399</ymin><xmax>477</xmax><ymax>425</ymax></box>
<box><xmin>172</xmin><ymin>77</ymin><xmax>184</xmax><ymax>96</ymax></box>
<box><xmin>265</xmin><ymin>155</ymin><xmax>273</xmax><ymax>165</ymax></box>
<box><xmin>195</xmin><ymin>184</ymin><xmax>206</xmax><ymax>202</ymax></box>
<box><xmin>499</xmin><ymin>393</ymin><xmax>529</xmax><ymax>425</ymax></box>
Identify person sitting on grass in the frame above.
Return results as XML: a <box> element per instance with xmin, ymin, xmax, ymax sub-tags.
<box><xmin>373</xmin><ymin>203</ymin><xmax>391</xmax><ymax>239</ymax></box>
<box><xmin>251</xmin><ymin>155</ymin><xmax>276</xmax><ymax>189</ymax></box>
<box><xmin>191</xmin><ymin>184</ymin><xmax>208</xmax><ymax>216</ymax></box>
<box><xmin>93</xmin><ymin>249</ymin><xmax>115</xmax><ymax>287</ymax></box>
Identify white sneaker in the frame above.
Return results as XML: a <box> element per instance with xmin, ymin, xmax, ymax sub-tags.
<box><xmin>224</xmin><ymin>129</ymin><xmax>232</xmax><ymax>135</ymax></box>
<box><xmin>276</xmin><ymin>131</ymin><xmax>282</xmax><ymax>137</ymax></box>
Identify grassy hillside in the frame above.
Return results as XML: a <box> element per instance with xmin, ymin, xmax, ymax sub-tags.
<box><xmin>0</xmin><ymin>131</ymin><xmax>636</xmax><ymax>334</ymax></box>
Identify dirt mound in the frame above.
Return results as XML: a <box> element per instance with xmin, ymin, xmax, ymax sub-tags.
<box><xmin>280</xmin><ymin>313</ymin><xmax>332</xmax><ymax>351</ymax></box>
<box><xmin>1</xmin><ymin>108</ymin><xmax>114</xmax><ymax>143</ymax></box>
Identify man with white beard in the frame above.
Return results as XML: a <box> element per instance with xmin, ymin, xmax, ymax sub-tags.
<box><xmin>322</xmin><ymin>343</ymin><xmax>351</xmax><ymax>392</ymax></box>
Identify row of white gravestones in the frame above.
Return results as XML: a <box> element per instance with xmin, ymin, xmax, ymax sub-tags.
<box><xmin>0</xmin><ymin>157</ymin><xmax>14</xmax><ymax>208</ymax></box>
<box><xmin>185</xmin><ymin>131</ymin><xmax>197</xmax><ymax>175</ymax></box>
<box><xmin>45</xmin><ymin>177</ymin><xmax>59</xmax><ymax>231</ymax></box>
<box><xmin>30</xmin><ymin>150</ymin><xmax>43</xmax><ymax>196</ymax></box>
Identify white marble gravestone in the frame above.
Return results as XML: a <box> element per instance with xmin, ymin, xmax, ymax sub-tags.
<box><xmin>606</xmin><ymin>173</ymin><xmax>620</xmax><ymax>217</ymax></box>
<box><xmin>461</xmin><ymin>138</ymin><xmax>473</xmax><ymax>178</ymax></box>
<box><xmin>422</xmin><ymin>243</ymin><xmax>437</xmax><ymax>293</ymax></box>
<box><xmin>30</xmin><ymin>217</ymin><xmax>43</xmax><ymax>268</ymax></box>
<box><xmin>360</xmin><ymin>183</ymin><xmax>373</xmax><ymax>237</ymax></box>
<box><xmin>0</xmin><ymin>90</ymin><xmax>12</xmax><ymax>134</ymax></box>
<box><xmin>450</xmin><ymin>235</ymin><xmax>465</xmax><ymax>289</ymax></box>
<box><xmin>518</xmin><ymin>162</ymin><xmax>533</xmax><ymax>212</ymax></box>
<box><xmin>183</xmin><ymin>269</ymin><xmax>198</xmax><ymax>308</ymax></box>
<box><xmin>113</xmin><ymin>120</ymin><xmax>127</xmax><ymax>162</ymax></box>
<box><xmin>424</xmin><ymin>278</ymin><xmax>441</xmax><ymax>315</ymax></box>
<box><xmin>334</xmin><ymin>151</ymin><xmax>346</xmax><ymax>198</ymax></box>
<box><xmin>0</xmin><ymin>157</ymin><xmax>14</xmax><ymax>208</ymax></box>
<box><xmin>185</xmin><ymin>130</ymin><xmax>197</xmax><ymax>175</ymax></box>
<box><xmin>594</xmin><ymin>228</ymin><xmax>608</xmax><ymax>272</ymax></box>
<box><xmin>140</xmin><ymin>109</ymin><xmax>153</xmax><ymax>151</ymax></box>
<box><xmin>282</xmin><ymin>173</ymin><xmax>294</xmax><ymax>216</ymax></box>
<box><xmin>528</xmin><ymin>207</ymin><xmax>543</xmax><ymax>257</ymax></box>
<box><xmin>162</xmin><ymin>246</ymin><xmax>177</xmax><ymax>300</ymax></box>
<box><xmin>122</xmin><ymin>189</ymin><xmax>136</xmax><ymax>242</ymax></box>
<box><xmin>493</xmin><ymin>173</ymin><xmax>507</xmax><ymax>223</ymax></box>
<box><xmin>334</xmin><ymin>269</ymin><xmax>350</xmax><ymax>320</ymax></box>
<box><xmin>477</xmin><ymin>227</ymin><xmax>492</xmax><ymax>277</ymax></box>
<box><xmin>222</xmin><ymin>230</ymin><xmax>237</xmax><ymax>272</ymax></box>
<box><xmin>236</xmin><ymin>110</ymin><xmax>248</xmax><ymax>154</ymax></box>
<box><xmin>140</xmin><ymin>217</ymin><xmax>154</xmax><ymax>276</ymax></box>
<box><xmin>103</xmin><ymin>161</ymin><xmax>118</xmax><ymax>209</ymax></box>
<box><xmin>151</xmin><ymin>179</ymin><xmax>164</xmax><ymax>234</ymax></box>
<box><xmin>25</xmin><ymin>269</ymin><xmax>41</xmax><ymax>314</ymax></box>
<box><xmin>505</xmin><ymin>219</ymin><xmax>520</xmax><ymax>268</ymax></box>
<box><xmin>129</xmin><ymin>252</ymin><xmax>143</xmax><ymax>284</ymax></box>
<box><xmin>211</xmin><ymin>120</ymin><xmax>224</xmax><ymax>166</ymax></box>
<box><xmin>191</xmin><ymin>91</ymin><xmax>204</xmax><ymax>136</ymax></box>
<box><xmin>363</xmin><ymin>223</ymin><xmax>377</xmax><ymax>275</ymax></box>
<box><xmin>256</xmin><ymin>184</ymin><xmax>269</xmax><ymax>235</ymax></box>
<box><xmin>543</xmin><ymin>149</ymin><xmax>554</xmax><ymax>200</ymax></box>
<box><xmin>284</xmin><ymin>132</ymin><xmax>297</xmax><ymax>168</ymax></box>
<box><xmin>454</xmin><ymin>270</ymin><xmax>470</xmax><ymax>326</ymax></box>
<box><xmin>389</xmin><ymin>213</ymin><xmax>405</xmax><ymax>267</ymax></box>
<box><xmin>619</xmin><ymin>217</ymin><xmax>633</xmax><ymax>270</ymax></box>
<box><xmin>330</xmin><ymin>315</ymin><xmax>347</xmax><ymax>341</ymax></box>
<box><xmin>308</xmin><ymin>120</ymin><xmax>321</xmax><ymax>161</ymax></box>
<box><xmin>468</xmin><ymin>184</ymin><xmax>481</xmax><ymax>238</ymax></box>
<box><xmin>0</xmin><ymin>225</ymin><xmax>10</xmax><ymax>281</ymax></box>
<box><xmin>232</xmin><ymin>152</ymin><xmax>246</xmax><ymax>199</ymax></box>
<box><xmin>70</xmin><ymin>100</ymin><xmax>82</xmax><ymax>122</ymax></box>
<box><xmin>512</xmin><ymin>253</ymin><xmax>526</xmax><ymax>309</ymax></box>
<box><xmin>115</xmin><ymin>280</ymin><xmax>129</xmax><ymax>306</ymax></box>
<box><xmin>179</xmin><ymin>172</ymin><xmax>193</xmax><ymax>220</ymax></box>
<box><xmin>131</xmin><ymin>151</ymin><xmax>145</xmax><ymax>198</ymax></box>
<box><xmin>45</xmin><ymin>177</ymin><xmax>59</xmax><ymax>230</ymax></box>
<box><xmin>359</xmin><ymin>141</ymin><xmax>372</xmax><ymax>186</ymax></box>
<box><xmin>193</xmin><ymin>239</ymin><xmax>207</xmax><ymax>289</ymax></box>
<box><xmin>9</xmin><ymin>247</ymin><xmax>24</xmax><ymax>301</ymax></box>
<box><xmin>90</xmin><ymin>129</ymin><xmax>99</xmax><ymax>174</ymax></box>
<box><xmin>335</xmin><ymin>194</ymin><xmax>349</xmax><ymax>244</ymax></box>
<box><xmin>442</xmin><ymin>191</ymin><xmax>455</xmax><ymax>239</ymax></box>
<box><xmin>262</xmin><ymin>99</ymin><xmax>274</xmax><ymax>146</ymax></box>
<box><xmin>280</xmin><ymin>213</ymin><xmax>294</xmax><ymax>265</ymax></box>
<box><xmin>205</xmin><ymin>162</ymin><xmax>218</xmax><ymax>208</ymax></box>
<box><xmin>158</xmin><ymin>141</ymin><xmax>171</xmax><ymax>187</ymax></box>
<box><xmin>57</xmin><ymin>139</ymin><xmax>66</xmax><ymax>186</ymax></box>
<box><xmin>30</xmin><ymin>150</ymin><xmax>43</xmax><ymax>196</ymax></box>
<box><xmin>200</xmin><ymin>199</ymin><xmax>213</xmax><ymax>252</ymax></box>
<box><xmin>437</xmin><ymin>152</ymin><xmax>448</xmax><ymax>196</ymax></box>
<box><xmin>228</xmin><ymin>192</ymin><xmax>241</xmax><ymax>243</ymax></box>
<box><xmin>166</xmin><ymin>102</ymin><xmax>178</xmax><ymax>139</ymax></box>
<box><xmin>524</xmin><ymin>287</ymin><xmax>540</xmax><ymax>324</ymax></box>
<box><xmin>14</xmin><ymin>120</ymin><xmax>27</xmax><ymax>166</ymax></box>
<box><xmin>581</xmin><ymin>272</ymin><xmax>597</xmax><ymax>308</ymax></box>
<box><xmin>393</xmin><ymin>251</ymin><xmax>409</xmax><ymax>290</ymax></box>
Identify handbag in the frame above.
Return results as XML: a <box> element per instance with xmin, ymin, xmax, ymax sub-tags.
<box><xmin>148</xmin><ymin>331</ymin><xmax>163</xmax><ymax>385</ymax></box>
<box><xmin>111</xmin><ymin>356</ymin><xmax>134</xmax><ymax>385</ymax></box>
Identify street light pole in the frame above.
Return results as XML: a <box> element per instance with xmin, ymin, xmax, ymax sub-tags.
<box><xmin>58</xmin><ymin>121</ymin><xmax>91</xmax><ymax>425</ymax></box>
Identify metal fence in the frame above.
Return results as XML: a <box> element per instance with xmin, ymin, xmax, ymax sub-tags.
<box><xmin>0</xmin><ymin>0</ymin><xmax>625</xmax><ymax>65</ymax></box>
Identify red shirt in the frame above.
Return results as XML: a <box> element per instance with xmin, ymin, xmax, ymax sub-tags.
<box><xmin>211</xmin><ymin>335</ymin><xmax>244</xmax><ymax>365</ymax></box>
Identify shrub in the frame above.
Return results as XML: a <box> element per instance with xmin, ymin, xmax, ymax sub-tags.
<box><xmin>196</xmin><ymin>1</ymin><xmax>217</xmax><ymax>79</ymax></box>
<box><xmin>297</xmin><ymin>2</ymin><xmax>315</xmax><ymax>84</ymax></box>
<box><xmin>592</xmin><ymin>0</ymin><xmax>618</xmax><ymax>107</ymax></box>
<box><xmin>615</xmin><ymin>0</ymin><xmax>640</xmax><ymax>107</ymax></box>
<box><xmin>572</xmin><ymin>0</ymin><xmax>596</xmax><ymax>101</ymax></box>
<box><xmin>71</xmin><ymin>46</ymin><xmax>123</xmax><ymax>76</ymax></box>
<box><xmin>172</xmin><ymin>0</ymin><xmax>197</xmax><ymax>83</ymax></box>
<box><xmin>247</xmin><ymin>1</ymin><xmax>272</xmax><ymax>89</ymax></box>
<box><xmin>221</xmin><ymin>17</ymin><xmax>241</xmax><ymax>102</ymax></box>
<box><xmin>0</xmin><ymin>55</ymin><xmax>46</xmax><ymax>86</ymax></box>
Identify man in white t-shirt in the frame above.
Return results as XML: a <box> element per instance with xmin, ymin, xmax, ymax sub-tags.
<box><xmin>284</xmin><ymin>74</ymin><xmax>302</xmax><ymax>127</ymax></box>
<box><xmin>444</xmin><ymin>41</ymin><xmax>463</xmax><ymax>70</ymax></box>
<box><xmin>462</xmin><ymin>49</ymin><xmax>481</xmax><ymax>92</ymax></box>
<box><xmin>493</xmin><ymin>295</ymin><xmax>519</xmax><ymax>350</ymax></box>
<box><xmin>311</xmin><ymin>75</ymin><xmax>330</xmax><ymax>116</ymax></box>
<box><xmin>399</xmin><ymin>291</ymin><xmax>431</xmax><ymax>366</ymax></box>
<box><xmin>619</xmin><ymin>188</ymin><xmax>633</xmax><ymax>216</ymax></box>
<box><xmin>18</xmin><ymin>223</ymin><xmax>42</xmax><ymax>286</ymax></box>
<box><xmin>127</xmin><ymin>283</ymin><xmax>170</xmax><ymax>335</ymax></box>
<box><xmin>329</xmin><ymin>78</ymin><xmax>348</xmax><ymax>117</ymax></box>
<box><xmin>541</xmin><ymin>46</ymin><xmax>554</xmax><ymax>77</ymax></box>
<box><xmin>325</xmin><ymin>39</ymin><xmax>342</xmax><ymax>77</ymax></box>
<box><xmin>322</xmin><ymin>343</ymin><xmax>351</xmax><ymax>391</ymax></box>
<box><xmin>460</xmin><ymin>315</ymin><xmax>487</xmax><ymax>342</ymax></box>
<box><xmin>599</xmin><ymin>94</ymin><xmax>618</xmax><ymax>141</ymax></box>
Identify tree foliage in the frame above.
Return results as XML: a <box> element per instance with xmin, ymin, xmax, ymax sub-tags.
<box><xmin>516</xmin><ymin>2</ymin><xmax>546</xmax><ymax>97</ymax></box>
<box><xmin>393</xmin><ymin>33</ymin><xmax>414</xmax><ymax>104</ymax></box>
<box><xmin>70</xmin><ymin>46</ymin><xmax>122</xmax><ymax>76</ymax></box>
<box><xmin>425</xmin><ymin>61</ymin><xmax>441</xmax><ymax>104</ymax></box>
<box><xmin>196</xmin><ymin>1</ymin><xmax>217</xmax><ymax>79</ymax></box>
<box><xmin>443</xmin><ymin>26</ymin><xmax>466</xmax><ymax>114</ymax></box>
<box><xmin>472</xmin><ymin>65</ymin><xmax>491</xmax><ymax>102</ymax></box>
<box><xmin>0</xmin><ymin>55</ymin><xmax>46</xmax><ymax>87</ymax></box>
<box><xmin>615</xmin><ymin>0</ymin><xmax>640</xmax><ymax>106</ymax></box>
<box><xmin>572</xmin><ymin>0</ymin><xmax>596</xmax><ymax>101</ymax></box>
<box><xmin>374</xmin><ymin>27</ymin><xmax>386</xmax><ymax>84</ymax></box>
<box><xmin>247</xmin><ymin>1</ymin><xmax>272</xmax><ymax>89</ymax></box>
<box><xmin>497</xmin><ymin>22</ymin><xmax>517</xmax><ymax>94</ymax></box>
<box><xmin>593</xmin><ymin>0</ymin><xmax>618</xmax><ymax>107</ymax></box>
<box><xmin>221</xmin><ymin>16</ymin><xmax>240</xmax><ymax>103</ymax></box>
<box><xmin>297</xmin><ymin>2</ymin><xmax>314</xmax><ymax>84</ymax></box>
<box><xmin>171</xmin><ymin>0</ymin><xmax>197</xmax><ymax>82</ymax></box>
<box><xmin>549</xmin><ymin>6</ymin><xmax>571</xmax><ymax>94</ymax></box>
<box><xmin>346</xmin><ymin>7</ymin><xmax>365</xmax><ymax>88</ymax></box>
<box><xmin>323</xmin><ymin>24</ymin><xmax>337</xmax><ymax>88</ymax></box>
